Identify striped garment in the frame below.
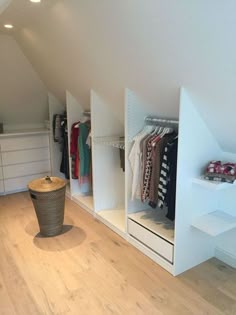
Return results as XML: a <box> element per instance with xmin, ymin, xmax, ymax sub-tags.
<box><xmin>158</xmin><ymin>146</ymin><xmax>169</xmax><ymax>208</ymax></box>
<box><xmin>157</xmin><ymin>136</ymin><xmax>178</xmax><ymax>221</ymax></box>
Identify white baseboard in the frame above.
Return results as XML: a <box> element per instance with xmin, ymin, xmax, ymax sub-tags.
<box><xmin>215</xmin><ymin>247</ymin><xmax>236</xmax><ymax>268</ymax></box>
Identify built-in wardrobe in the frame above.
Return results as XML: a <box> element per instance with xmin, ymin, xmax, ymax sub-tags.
<box><xmin>49</xmin><ymin>87</ymin><xmax>236</xmax><ymax>276</ymax></box>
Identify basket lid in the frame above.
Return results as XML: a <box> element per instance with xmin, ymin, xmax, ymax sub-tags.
<box><xmin>28</xmin><ymin>176</ymin><xmax>66</xmax><ymax>192</ymax></box>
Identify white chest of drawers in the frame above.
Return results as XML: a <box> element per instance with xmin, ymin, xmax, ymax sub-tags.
<box><xmin>0</xmin><ymin>130</ymin><xmax>51</xmax><ymax>195</ymax></box>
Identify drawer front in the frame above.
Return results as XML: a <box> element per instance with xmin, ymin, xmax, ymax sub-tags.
<box><xmin>4</xmin><ymin>173</ymin><xmax>49</xmax><ymax>193</ymax></box>
<box><xmin>0</xmin><ymin>180</ymin><xmax>4</xmax><ymax>193</ymax></box>
<box><xmin>3</xmin><ymin>160</ymin><xmax>51</xmax><ymax>179</ymax></box>
<box><xmin>128</xmin><ymin>219</ymin><xmax>174</xmax><ymax>263</ymax></box>
<box><xmin>2</xmin><ymin>148</ymin><xmax>50</xmax><ymax>166</ymax></box>
<box><xmin>0</xmin><ymin>167</ymin><xmax>3</xmax><ymax>180</ymax></box>
<box><xmin>0</xmin><ymin>135</ymin><xmax>49</xmax><ymax>152</ymax></box>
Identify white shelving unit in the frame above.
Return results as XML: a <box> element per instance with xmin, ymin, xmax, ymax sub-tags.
<box><xmin>192</xmin><ymin>211</ymin><xmax>236</xmax><ymax>236</ymax></box>
<box><xmin>48</xmin><ymin>88</ymin><xmax>236</xmax><ymax>276</ymax></box>
<box><xmin>192</xmin><ymin>177</ymin><xmax>236</xmax><ymax>190</ymax></box>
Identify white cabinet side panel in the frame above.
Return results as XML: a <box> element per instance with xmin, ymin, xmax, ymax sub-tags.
<box><xmin>125</xmin><ymin>89</ymin><xmax>152</xmax><ymax>214</ymax></box>
<box><xmin>174</xmin><ymin>88</ymin><xmax>221</xmax><ymax>275</ymax></box>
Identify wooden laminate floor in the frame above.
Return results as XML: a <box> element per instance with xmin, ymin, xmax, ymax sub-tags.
<box><xmin>0</xmin><ymin>192</ymin><xmax>236</xmax><ymax>315</ymax></box>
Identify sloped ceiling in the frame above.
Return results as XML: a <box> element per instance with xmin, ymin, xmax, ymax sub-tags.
<box><xmin>0</xmin><ymin>0</ymin><xmax>236</xmax><ymax>152</ymax></box>
<box><xmin>0</xmin><ymin>34</ymin><xmax>48</xmax><ymax>125</ymax></box>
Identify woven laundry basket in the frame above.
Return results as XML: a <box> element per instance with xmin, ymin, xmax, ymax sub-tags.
<box><xmin>28</xmin><ymin>176</ymin><xmax>66</xmax><ymax>237</ymax></box>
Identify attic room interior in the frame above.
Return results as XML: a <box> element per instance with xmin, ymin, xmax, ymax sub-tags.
<box><xmin>0</xmin><ymin>0</ymin><xmax>236</xmax><ymax>314</ymax></box>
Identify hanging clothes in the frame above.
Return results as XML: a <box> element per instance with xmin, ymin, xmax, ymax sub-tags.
<box><xmin>148</xmin><ymin>133</ymin><xmax>174</xmax><ymax>208</ymax></box>
<box><xmin>129</xmin><ymin>119</ymin><xmax>178</xmax><ymax>222</ymax></box>
<box><xmin>158</xmin><ymin>136</ymin><xmax>178</xmax><ymax>221</ymax></box>
<box><xmin>78</xmin><ymin>121</ymin><xmax>91</xmax><ymax>184</ymax></box>
<box><xmin>60</xmin><ymin>114</ymin><xmax>70</xmax><ymax>179</ymax></box>
<box><xmin>53</xmin><ymin>114</ymin><xmax>63</xmax><ymax>143</ymax></box>
<box><xmin>70</xmin><ymin>122</ymin><xmax>80</xmax><ymax>179</ymax></box>
<box><xmin>129</xmin><ymin>126</ymin><xmax>154</xmax><ymax>201</ymax></box>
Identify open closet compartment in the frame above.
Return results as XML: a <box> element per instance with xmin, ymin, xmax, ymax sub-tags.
<box><xmin>174</xmin><ymin>88</ymin><xmax>236</xmax><ymax>275</ymax></box>
<box><xmin>91</xmin><ymin>90</ymin><xmax>125</xmax><ymax>236</ymax></box>
<box><xmin>66</xmin><ymin>91</ymin><xmax>94</xmax><ymax>213</ymax></box>
<box><xmin>125</xmin><ymin>89</ymin><xmax>176</xmax><ymax>274</ymax></box>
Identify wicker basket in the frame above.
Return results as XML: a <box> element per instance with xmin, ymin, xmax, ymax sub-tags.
<box><xmin>28</xmin><ymin>176</ymin><xmax>66</xmax><ymax>237</ymax></box>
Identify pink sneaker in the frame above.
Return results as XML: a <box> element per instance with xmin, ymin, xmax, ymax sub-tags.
<box><xmin>206</xmin><ymin>161</ymin><xmax>222</xmax><ymax>174</ymax></box>
<box><xmin>221</xmin><ymin>163</ymin><xmax>236</xmax><ymax>176</ymax></box>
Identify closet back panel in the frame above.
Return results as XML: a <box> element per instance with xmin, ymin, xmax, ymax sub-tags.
<box><xmin>66</xmin><ymin>91</ymin><xmax>84</xmax><ymax>196</ymax></box>
<box><xmin>91</xmin><ymin>90</ymin><xmax>123</xmax><ymax>137</ymax></box>
<box><xmin>48</xmin><ymin>93</ymin><xmax>66</xmax><ymax>179</ymax></box>
<box><xmin>93</xmin><ymin>144</ymin><xmax>125</xmax><ymax>211</ymax></box>
<box><xmin>174</xmin><ymin>88</ymin><xmax>221</xmax><ymax>275</ymax></box>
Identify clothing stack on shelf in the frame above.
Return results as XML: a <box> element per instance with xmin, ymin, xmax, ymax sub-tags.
<box><xmin>204</xmin><ymin>160</ymin><xmax>236</xmax><ymax>183</ymax></box>
<box><xmin>70</xmin><ymin>115</ymin><xmax>92</xmax><ymax>194</ymax></box>
<box><xmin>129</xmin><ymin>117</ymin><xmax>178</xmax><ymax>221</ymax></box>
<box><xmin>53</xmin><ymin>112</ymin><xmax>70</xmax><ymax>179</ymax></box>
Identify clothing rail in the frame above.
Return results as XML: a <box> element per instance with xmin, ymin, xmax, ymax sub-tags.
<box><xmin>83</xmin><ymin>111</ymin><xmax>91</xmax><ymax>116</ymax></box>
<box><xmin>145</xmin><ymin>116</ymin><xmax>179</xmax><ymax>126</ymax></box>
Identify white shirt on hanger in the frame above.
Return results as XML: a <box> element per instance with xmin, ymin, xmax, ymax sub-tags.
<box><xmin>129</xmin><ymin>126</ymin><xmax>154</xmax><ymax>200</ymax></box>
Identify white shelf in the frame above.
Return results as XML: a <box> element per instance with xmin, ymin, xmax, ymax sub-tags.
<box><xmin>97</xmin><ymin>208</ymin><xmax>125</xmax><ymax>232</ymax></box>
<box><xmin>192</xmin><ymin>177</ymin><xmax>236</xmax><ymax>190</ymax></box>
<box><xmin>72</xmin><ymin>194</ymin><xmax>94</xmax><ymax>213</ymax></box>
<box><xmin>128</xmin><ymin>209</ymin><xmax>175</xmax><ymax>244</ymax></box>
<box><xmin>192</xmin><ymin>210</ymin><xmax>236</xmax><ymax>236</ymax></box>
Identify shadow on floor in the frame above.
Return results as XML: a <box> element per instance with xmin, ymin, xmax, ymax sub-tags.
<box><xmin>25</xmin><ymin>218</ymin><xmax>86</xmax><ymax>251</ymax></box>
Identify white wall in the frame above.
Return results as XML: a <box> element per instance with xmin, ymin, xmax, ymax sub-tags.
<box><xmin>0</xmin><ymin>35</ymin><xmax>48</xmax><ymax>127</ymax></box>
<box><xmin>1</xmin><ymin>0</ymin><xmax>236</xmax><ymax>152</ymax></box>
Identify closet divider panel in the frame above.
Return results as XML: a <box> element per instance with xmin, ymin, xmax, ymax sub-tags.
<box><xmin>174</xmin><ymin>88</ymin><xmax>221</xmax><ymax>275</ymax></box>
<box><xmin>48</xmin><ymin>93</ymin><xmax>66</xmax><ymax>179</ymax></box>
<box><xmin>125</xmin><ymin>89</ymin><xmax>153</xmax><ymax>214</ymax></box>
<box><xmin>91</xmin><ymin>90</ymin><xmax>125</xmax><ymax>233</ymax></box>
<box><xmin>66</xmin><ymin>91</ymin><xmax>84</xmax><ymax>197</ymax></box>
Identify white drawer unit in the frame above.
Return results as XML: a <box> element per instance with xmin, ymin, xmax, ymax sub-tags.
<box><xmin>3</xmin><ymin>160</ymin><xmax>51</xmax><ymax>179</ymax></box>
<box><xmin>4</xmin><ymin>173</ymin><xmax>49</xmax><ymax>193</ymax></box>
<box><xmin>128</xmin><ymin>218</ymin><xmax>174</xmax><ymax>263</ymax></box>
<box><xmin>0</xmin><ymin>131</ymin><xmax>51</xmax><ymax>194</ymax></box>
<box><xmin>0</xmin><ymin>134</ymin><xmax>49</xmax><ymax>152</ymax></box>
<box><xmin>2</xmin><ymin>147</ymin><xmax>50</xmax><ymax>166</ymax></box>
